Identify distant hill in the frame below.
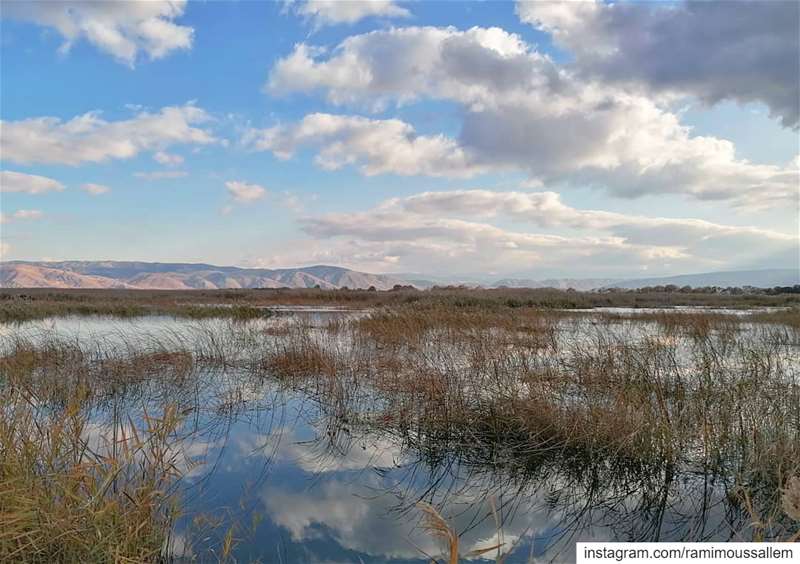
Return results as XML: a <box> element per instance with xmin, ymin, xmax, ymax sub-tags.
<box><xmin>2</xmin><ymin>262</ymin><xmax>795</xmax><ymax>292</ymax></box>
<box><xmin>489</xmin><ymin>270</ymin><xmax>798</xmax><ymax>291</ymax></box>
<box><xmin>0</xmin><ymin>261</ymin><xmax>407</xmax><ymax>290</ymax></box>
<box><xmin>493</xmin><ymin>277</ymin><xmax>619</xmax><ymax>291</ymax></box>
<box><xmin>607</xmin><ymin>269</ymin><xmax>799</xmax><ymax>290</ymax></box>
<box><xmin>0</xmin><ymin>263</ymin><xmax>135</xmax><ymax>289</ymax></box>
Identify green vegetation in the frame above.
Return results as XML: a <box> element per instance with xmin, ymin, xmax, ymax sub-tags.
<box><xmin>0</xmin><ymin>291</ymin><xmax>270</xmax><ymax>322</ymax></box>
<box><xmin>2</xmin><ymin>286</ymin><xmax>800</xmax><ymax>322</ymax></box>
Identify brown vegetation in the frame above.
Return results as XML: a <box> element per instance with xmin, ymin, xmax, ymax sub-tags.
<box><xmin>2</xmin><ymin>286</ymin><xmax>800</xmax><ymax>322</ymax></box>
<box><xmin>1</xmin><ymin>304</ymin><xmax>798</xmax><ymax>560</ymax></box>
<box><xmin>0</xmin><ymin>379</ymin><xmax>185</xmax><ymax>562</ymax></box>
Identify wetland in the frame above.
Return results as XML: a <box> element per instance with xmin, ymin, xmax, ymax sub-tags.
<box><xmin>1</xmin><ymin>290</ymin><xmax>799</xmax><ymax>562</ymax></box>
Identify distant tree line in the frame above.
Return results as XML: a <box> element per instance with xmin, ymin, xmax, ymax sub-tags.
<box><xmin>597</xmin><ymin>284</ymin><xmax>800</xmax><ymax>295</ymax></box>
<box><xmin>431</xmin><ymin>283</ymin><xmax>800</xmax><ymax>295</ymax></box>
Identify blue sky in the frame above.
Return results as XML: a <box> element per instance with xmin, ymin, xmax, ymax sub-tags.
<box><xmin>1</xmin><ymin>0</ymin><xmax>798</xmax><ymax>279</ymax></box>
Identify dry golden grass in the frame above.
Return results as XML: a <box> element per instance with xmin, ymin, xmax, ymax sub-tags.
<box><xmin>99</xmin><ymin>351</ymin><xmax>194</xmax><ymax>381</ymax></box>
<box><xmin>0</xmin><ymin>385</ymin><xmax>185</xmax><ymax>562</ymax></box>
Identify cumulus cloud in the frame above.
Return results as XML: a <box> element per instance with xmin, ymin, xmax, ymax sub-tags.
<box><xmin>82</xmin><ymin>183</ymin><xmax>111</xmax><ymax>195</ymax></box>
<box><xmin>0</xmin><ymin>241</ymin><xmax>10</xmax><ymax>259</ymax></box>
<box><xmin>293</xmin><ymin>0</ymin><xmax>410</xmax><ymax>27</ymax></box>
<box><xmin>0</xmin><ymin>170</ymin><xmax>65</xmax><ymax>194</ymax></box>
<box><xmin>267</xmin><ymin>26</ymin><xmax>533</xmax><ymax>107</ymax></box>
<box><xmin>516</xmin><ymin>0</ymin><xmax>800</xmax><ymax>128</ymax></box>
<box><xmin>2</xmin><ymin>0</ymin><xmax>193</xmax><ymax>65</ymax></box>
<box><xmin>265</xmin><ymin>26</ymin><xmax>799</xmax><ymax>205</ymax></box>
<box><xmin>1</xmin><ymin>104</ymin><xmax>215</xmax><ymax>166</ymax></box>
<box><xmin>274</xmin><ymin>189</ymin><xmax>798</xmax><ymax>275</ymax></box>
<box><xmin>244</xmin><ymin>113</ymin><xmax>487</xmax><ymax>178</ymax></box>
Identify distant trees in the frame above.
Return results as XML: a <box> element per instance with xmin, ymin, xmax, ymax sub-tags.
<box><xmin>602</xmin><ymin>284</ymin><xmax>800</xmax><ymax>296</ymax></box>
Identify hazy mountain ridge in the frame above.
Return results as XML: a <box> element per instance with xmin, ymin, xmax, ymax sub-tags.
<box><xmin>493</xmin><ymin>278</ymin><xmax>619</xmax><ymax>291</ymax></box>
<box><xmin>1</xmin><ymin>262</ymin><xmax>795</xmax><ymax>291</ymax></box>
<box><xmin>0</xmin><ymin>264</ymin><xmax>136</xmax><ymax>289</ymax></box>
<box><xmin>0</xmin><ymin>261</ymin><xmax>406</xmax><ymax>290</ymax></box>
<box><xmin>491</xmin><ymin>270</ymin><xmax>798</xmax><ymax>290</ymax></box>
<box><xmin>606</xmin><ymin>269</ymin><xmax>800</xmax><ymax>290</ymax></box>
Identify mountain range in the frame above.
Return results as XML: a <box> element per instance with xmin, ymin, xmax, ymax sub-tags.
<box><xmin>0</xmin><ymin>261</ymin><xmax>407</xmax><ymax>290</ymax></box>
<box><xmin>605</xmin><ymin>269</ymin><xmax>799</xmax><ymax>289</ymax></box>
<box><xmin>490</xmin><ymin>269</ymin><xmax>798</xmax><ymax>290</ymax></box>
<box><xmin>0</xmin><ymin>262</ymin><xmax>796</xmax><ymax>291</ymax></box>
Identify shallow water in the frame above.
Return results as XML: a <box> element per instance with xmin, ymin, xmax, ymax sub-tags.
<box><xmin>567</xmin><ymin>305</ymin><xmax>792</xmax><ymax>315</ymax></box>
<box><xmin>2</xmin><ymin>310</ymin><xmax>798</xmax><ymax>562</ymax></box>
<box><xmin>77</xmin><ymin>370</ymin><xmax>752</xmax><ymax>563</ymax></box>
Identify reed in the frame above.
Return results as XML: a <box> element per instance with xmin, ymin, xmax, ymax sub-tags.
<box><xmin>254</xmin><ymin>306</ymin><xmax>800</xmax><ymax>540</ymax></box>
<box><xmin>0</xmin><ymin>382</ymin><xmax>186</xmax><ymax>562</ymax></box>
<box><xmin>1</xmin><ymin>304</ymin><xmax>798</xmax><ymax>559</ymax></box>
<box><xmin>0</xmin><ymin>294</ymin><xmax>270</xmax><ymax>322</ymax></box>
<box><xmin>3</xmin><ymin>287</ymin><xmax>799</xmax><ymax>322</ymax></box>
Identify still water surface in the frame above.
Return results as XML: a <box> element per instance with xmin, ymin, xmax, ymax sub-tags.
<box><xmin>2</xmin><ymin>309</ymin><xmax>797</xmax><ymax>562</ymax></box>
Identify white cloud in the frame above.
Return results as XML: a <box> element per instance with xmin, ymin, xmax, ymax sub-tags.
<box><xmin>293</xmin><ymin>0</ymin><xmax>410</xmax><ymax>27</ymax></box>
<box><xmin>153</xmin><ymin>151</ymin><xmax>184</xmax><ymax>166</ymax></box>
<box><xmin>134</xmin><ymin>171</ymin><xmax>188</xmax><ymax>181</ymax></box>
<box><xmin>0</xmin><ymin>241</ymin><xmax>10</xmax><ymax>259</ymax></box>
<box><xmin>266</xmin><ymin>26</ymin><xmax>799</xmax><ymax>205</ymax></box>
<box><xmin>261</xmin><ymin>473</ymin><xmax>553</xmax><ymax>561</ymax></box>
<box><xmin>3</xmin><ymin>0</ymin><xmax>193</xmax><ymax>65</ymax></box>
<box><xmin>516</xmin><ymin>0</ymin><xmax>800</xmax><ymax>129</ymax></box>
<box><xmin>245</xmin><ymin>113</ymin><xmax>487</xmax><ymax>178</ymax></box>
<box><xmin>267</xmin><ymin>26</ymin><xmax>532</xmax><ymax>108</ymax></box>
<box><xmin>395</xmin><ymin>190</ymin><xmax>796</xmax><ymax>251</ymax></box>
<box><xmin>225</xmin><ymin>180</ymin><xmax>267</xmax><ymax>204</ymax></box>
<box><xmin>1</xmin><ymin>104</ymin><xmax>215</xmax><ymax>166</ymax></box>
<box><xmin>0</xmin><ymin>170</ymin><xmax>65</xmax><ymax>194</ymax></box>
<box><xmin>261</xmin><ymin>189</ymin><xmax>798</xmax><ymax>276</ymax></box>
<box><xmin>81</xmin><ymin>183</ymin><xmax>111</xmax><ymax>195</ymax></box>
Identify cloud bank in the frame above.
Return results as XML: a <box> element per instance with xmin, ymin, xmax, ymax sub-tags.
<box><xmin>516</xmin><ymin>0</ymin><xmax>800</xmax><ymax>129</ymax></box>
<box><xmin>265</xmin><ymin>26</ymin><xmax>799</xmax><ymax>205</ymax></box>
<box><xmin>1</xmin><ymin>104</ymin><xmax>215</xmax><ymax>166</ymax></box>
<box><xmin>257</xmin><ymin>189</ymin><xmax>798</xmax><ymax>276</ymax></box>
<box><xmin>3</xmin><ymin>0</ymin><xmax>193</xmax><ymax>65</ymax></box>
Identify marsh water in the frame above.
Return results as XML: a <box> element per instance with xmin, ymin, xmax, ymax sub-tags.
<box><xmin>3</xmin><ymin>308</ymin><xmax>798</xmax><ymax>562</ymax></box>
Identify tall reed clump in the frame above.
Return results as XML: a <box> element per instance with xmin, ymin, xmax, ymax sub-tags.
<box><xmin>0</xmin><ymin>362</ymin><xmax>187</xmax><ymax>562</ymax></box>
<box><xmin>0</xmin><ymin>293</ymin><xmax>270</xmax><ymax>322</ymax></box>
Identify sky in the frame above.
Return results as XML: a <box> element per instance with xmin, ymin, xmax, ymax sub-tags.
<box><xmin>0</xmin><ymin>0</ymin><xmax>798</xmax><ymax>280</ymax></box>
